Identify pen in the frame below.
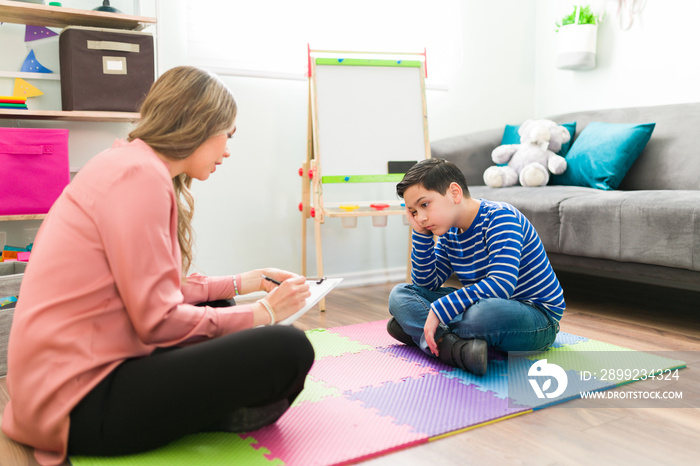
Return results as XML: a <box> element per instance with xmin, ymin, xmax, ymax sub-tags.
<box><xmin>263</xmin><ymin>275</ymin><xmax>326</xmax><ymax>285</ymax></box>
<box><xmin>262</xmin><ymin>274</ymin><xmax>282</xmax><ymax>286</ymax></box>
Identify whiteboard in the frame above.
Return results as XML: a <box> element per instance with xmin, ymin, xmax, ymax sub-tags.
<box><xmin>313</xmin><ymin>60</ymin><xmax>428</xmax><ymax>178</ymax></box>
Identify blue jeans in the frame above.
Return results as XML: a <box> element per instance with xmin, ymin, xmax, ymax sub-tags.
<box><xmin>388</xmin><ymin>283</ymin><xmax>560</xmax><ymax>356</ymax></box>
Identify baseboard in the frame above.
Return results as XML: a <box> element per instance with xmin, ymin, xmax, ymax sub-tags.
<box><xmin>329</xmin><ymin>267</ymin><xmax>407</xmax><ymax>289</ymax></box>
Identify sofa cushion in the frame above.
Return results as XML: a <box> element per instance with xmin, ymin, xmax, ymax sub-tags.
<box><xmin>551</xmin><ymin>122</ymin><xmax>655</xmax><ymax>190</ymax></box>
<box><xmin>470</xmin><ymin>185</ymin><xmax>597</xmax><ymax>253</ymax></box>
<box><xmin>548</xmin><ymin>102</ymin><xmax>700</xmax><ymax>191</ymax></box>
<box><xmin>559</xmin><ymin>190</ymin><xmax>700</xmax><ymax>271</ymax></box>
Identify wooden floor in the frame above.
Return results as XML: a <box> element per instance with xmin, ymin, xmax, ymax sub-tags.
<box><xmin>2</xmin><ymin>272</ymin><xmax>699</xmax><ymax>465</ymax></box>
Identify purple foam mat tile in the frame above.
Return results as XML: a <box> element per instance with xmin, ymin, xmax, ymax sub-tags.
<box><xmin>377</xmin><ymin>345</ymin><xmax>454</xmax><ymax>372</ymax></box>
<box><xmin>243</xmin><ymin>396</ymin><xmax>427</xmax><ymax>466</ymax></box>
<box><xmin>378</xmin><ymin>341</ymin><xmax>507</xmax><ymax>373</ymax></box>
<box><xmin>346</xmin><ymin>372</ymin><xmax>529</xmax><ymax>437</ymax></box>
<box><xmin>309</xmin><ymin>348</ymin><xmax>438</xmax><ymax>392</ymax></box>
<box><xmin>440</xmin><ymin>359</ymin><xmax>511</xmax><ymax>399</ymax></box>
<box><xmin>327</xmin><ymin>318</ymin><xmax>401</xmax><ymax>348</ymax></box>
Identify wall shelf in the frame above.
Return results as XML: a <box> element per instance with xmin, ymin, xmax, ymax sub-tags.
<box><xmin>0</xmin><ymin>108</ymin><xmax>139</xmax><ymax>122</ymax></box>
<box><xmin>0</xmin><ymin>0</ymin><xmax>156</xmax><ymax>30</ymax></box>
<box><xmin>0</xmin><ymin>71</ymin><xmax>60</xmax><ymax>81</ymax></box>
<box><xmin>0</xmin><ymin>214</ymin><xmax>46</xmax><ymax>221</ymax></box>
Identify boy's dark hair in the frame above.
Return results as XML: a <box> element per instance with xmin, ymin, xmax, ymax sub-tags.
<box><xmin>396</xmin><ymin>158</ymin><xmax>470</xmax><ymax>199</ymax></box>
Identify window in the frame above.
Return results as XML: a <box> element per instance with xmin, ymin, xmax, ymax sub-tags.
<box><xmin>186</xmin><ymin>0</ymin><xmax>461</xmax><ymax>88</ymax></box>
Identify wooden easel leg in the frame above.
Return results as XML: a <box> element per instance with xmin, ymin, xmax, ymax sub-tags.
<box><xmin>314</xmin><ymin>216</ymin><xmax>325</xmax><ymax>311</ymax></box>
<box><xmin>301</xmin><ymin>213</ymin><xmax>307</xmax><ymax>277</ymax></box>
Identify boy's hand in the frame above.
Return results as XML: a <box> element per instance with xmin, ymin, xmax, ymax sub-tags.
<box><xmin>424</xmin><ymin>311</ymin><xmax>440</xmax><ymax>356</ymax></box>
<box><xmin>405</xmin><ymin>207</ymin><xmax>431</xmax><ymax>235</ymax></box>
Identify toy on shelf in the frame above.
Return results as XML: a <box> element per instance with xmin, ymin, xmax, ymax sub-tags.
<box><xmin>0</xmin><ymin>296</ymin><xmax>18</xmax><ymax>309</ymax></box>
<box><xmin>2</xmin><ymin>244</ymin><xmax>32</xmax><ymax>263</ymax></box>
<box><xmin>300</xmin><ymin>47</ymin><xmax>431</xmax><ymax>308</ymax></box>
<box><xmin>12</xmin><ymin>78</ymin><xmax>44</xmax><ymax>99</ymax></box>
<box><xmin>0</xmin><ymin>95</ymin><xmax>28</xmax><ymax>110</ymax></box>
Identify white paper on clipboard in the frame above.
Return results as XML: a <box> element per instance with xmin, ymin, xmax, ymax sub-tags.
<box><xmin>277</xmin><ymin>278</ymin><xmax>343</xmax><ymax>325</ymax></box>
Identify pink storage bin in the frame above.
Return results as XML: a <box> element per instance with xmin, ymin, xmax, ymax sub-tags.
<box><xmin>0</xmin><ymin>128</ymin><xmax>70</xmax><ymax>215</ymax></box>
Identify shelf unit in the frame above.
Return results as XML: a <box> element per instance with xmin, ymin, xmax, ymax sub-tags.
<box><xmin>0</xmin><ymin>0</ymin><xmax>156</xmax><ymax>122</ymax></box>
<box><xmin>1</xmin><ymin>1</ymin><xmax>156</xmax><ymax>227</ymax></box>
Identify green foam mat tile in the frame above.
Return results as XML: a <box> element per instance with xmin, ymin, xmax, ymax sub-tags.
<box><xmin>304</xmin><ymin>328</ymin><xmax>373</xmax><ymax>359</ymax></box>
<box><xmin>520</xmin><ymin>340</ymin><xmax>686</xmax><ymax>382</ymax></box>
<box><xmin>291</xmin><ymin>376</ymin><xmax>342</xmax><ymax>407</ymax></box>
<box><xmin>70</xmin><ymin>433</ymin><xmax>283</xmax><ymax>466</ymax></box>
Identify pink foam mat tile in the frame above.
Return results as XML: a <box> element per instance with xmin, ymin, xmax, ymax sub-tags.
<box><xmin>243</xmin><ymin>396</ymin><xmax>427</xmax><ymax>466</ymax></box>
<box><xmin>308</xmin><ymin>348</ymin><xmax>437</xmax><ymax>392</ymax></box>
<box><xmin>327</xmin><ymin>318</ymin><xmax>400</xmax><ymax>348</ymax></box>
<box><xmin>346</xmin><ymin>372</ymin><xmax>530</xmax><ymax>437</ymax></box>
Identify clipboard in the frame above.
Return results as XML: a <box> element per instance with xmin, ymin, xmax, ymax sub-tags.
<box><xmin>277</xmin><ymin>278</ymin><xmax>343</xmax><ymax>325</ymax></box>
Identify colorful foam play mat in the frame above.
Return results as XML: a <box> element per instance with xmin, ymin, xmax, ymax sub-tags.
<box><xmin>71</xmin><ymin>320</ymin><xmax>686</xmax><ymax>466</ymax></box>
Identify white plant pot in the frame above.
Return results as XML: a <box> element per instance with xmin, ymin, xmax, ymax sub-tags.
<box><xmin>557</xmin><ymin>24</ymin><xmax>598</xmax><ymax>70</ymax></box>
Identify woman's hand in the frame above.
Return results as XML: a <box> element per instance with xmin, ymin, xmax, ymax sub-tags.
<box><xmin>238</xmin><ymin>268</ymin><xmax>298</xmax><ymax>295</ymax></box>
<box><xmin>263</xmin><ymin>275</ymin><xmax>311</xmax><ymax>322</ymax></box>
<box><xmin>258</xmin><ymin>268</ymin><xmax>297</xmax><ymax>293</ymax></box>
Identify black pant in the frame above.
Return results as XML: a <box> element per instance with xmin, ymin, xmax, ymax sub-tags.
<box><xmin>67</xmin><ymin>300</ymin><xmax>314</xmax><ymax>456</ymax></box>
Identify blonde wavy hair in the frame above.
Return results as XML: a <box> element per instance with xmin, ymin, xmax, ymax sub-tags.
<box><xmin>128</xmin><ymin>66</ymin><xmax>237</xmax><ymax>275</ymax></box>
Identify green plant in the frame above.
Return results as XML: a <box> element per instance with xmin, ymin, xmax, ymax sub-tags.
<box><xmin>556</xmin><ymin>5</ymin><xmax>604</xmax><ymax>31</ymax></box>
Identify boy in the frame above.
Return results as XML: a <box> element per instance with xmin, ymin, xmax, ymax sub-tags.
<box><xmin>388</xmin><ymin>158</ymin><xmax>565</xmax><ymax>375</ymax></box>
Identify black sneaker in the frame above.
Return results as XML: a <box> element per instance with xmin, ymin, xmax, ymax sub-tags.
<box><xmin>455</xmin><ymin>338</ymin><xmax>488</xmax><ymax>375</ymax></box>
<box><xmin>386</xmin><ymin>317</ymin><xmax>417</xmax><ymax>346</ymax></box>
<box><xmin>437</xmin><ymin>333</ymin><xmax>488</xmax><ymax>375</ymax></box>
<box><xmin>437</xmin><ymin>333</ymin><xmax>461</xmax><ymax>366</ymax></box>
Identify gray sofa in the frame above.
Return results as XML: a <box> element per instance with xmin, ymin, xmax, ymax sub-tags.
<box><xmin>432</xmin><ymin>102</ymin><xmax>700</xmax><ymax>291</ymax></box>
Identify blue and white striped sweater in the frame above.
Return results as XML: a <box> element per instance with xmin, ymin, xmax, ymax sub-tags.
<box><xmin>411</xmin><ymin>199</ymin><xmax>565</xmax><ymax>324</ymax></box>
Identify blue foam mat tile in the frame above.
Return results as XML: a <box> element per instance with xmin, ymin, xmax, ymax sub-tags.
<box><xmin>506</xmin><ymin>357</ymin><xmax>614</xmax><ymax>409</ymax></box>
<box><xmin>552</xmin><ymin>332</ymin><xmax>589</xmax><ymax>348</ymax></box>
<box><xmin>440</xmin><ymin>359</ymin><xmax>510</xmax><ymax>398</ymax></box>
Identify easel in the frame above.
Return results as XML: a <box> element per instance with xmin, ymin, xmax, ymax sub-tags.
<box><xmin>300</xmin><ymin>47</ymin><xmax>431</xmax><ymax>310</ymax></box>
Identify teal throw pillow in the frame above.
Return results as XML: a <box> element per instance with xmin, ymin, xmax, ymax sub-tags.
<box><xmin>500</xmin><ymin>121</ymin><xmax>577</xmax><ymax>156</ymax></box>
<box><xmin>550</xmin><ymin>122</ymin><xmax>655</xmax><ymax>190</ymax></box>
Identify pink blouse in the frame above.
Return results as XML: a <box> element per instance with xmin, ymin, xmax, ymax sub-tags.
<box><xmin>2</xmin><ymin>139</ymin><xmax>254</xmax><ymax>465</ymax></box>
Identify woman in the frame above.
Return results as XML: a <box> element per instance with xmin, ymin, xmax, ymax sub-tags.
<box><xmin>2</xmin><ymin>66</ymin><xmax>315</xmax><ymax>465</ymax></box>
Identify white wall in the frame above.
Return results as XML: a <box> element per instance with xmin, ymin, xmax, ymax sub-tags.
<box><xmin>534</xmin><ymin>0</ymin><xmax>700</xmax><ymax>117</ymax></box>
<box><xmin>157</xmin><ymin>0</ymin><xmax>537</xmax><ymax>282</ymax></box>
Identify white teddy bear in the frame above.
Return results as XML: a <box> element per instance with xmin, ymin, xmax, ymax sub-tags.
<box><xmin>483</xmin><ymin>119</ymin><xmax>570</xmax><ymax>188</ymax></box>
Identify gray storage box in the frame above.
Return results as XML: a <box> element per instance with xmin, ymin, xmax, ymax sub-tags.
<box><xmin>59</xmin><ymin>26</ymin><xmax>155</xmax><ymax>111</ymax></box>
